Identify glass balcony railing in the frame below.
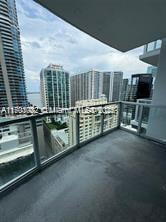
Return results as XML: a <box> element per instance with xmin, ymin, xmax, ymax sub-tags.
<box><xmin>121</xmin><ymin>103</ymin><xmax>137</xmax><ymax>132</ymax></box>
<box><xmin>0</xmin><ymin>120</ymin><xmax>36</xmax><ymax>187</ymax></box>
<box><xmin>35</xmin><ymin>113</ymin><xmax>77</xmax><ymax>163</ymax></box>
<box><xmin>0</xmin><ymin>101</ymin><xmax>165</xmax><ymax>194</ymax></box>
<box><xmin>120</xmin><ymin>101</ymin><xmax>166</xmax><ymax>143</ymax></box>
<box><xmin>144</xmin><ymin>40</ymin><xmax>162</xmax><ymax>53</ymax></box>
<box><xmin>0</xmin><ymin>103</ymin><xmax>119</xmax><ymax>191</ymax></box>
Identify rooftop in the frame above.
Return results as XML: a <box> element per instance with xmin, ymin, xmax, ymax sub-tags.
<box><xmin>1</xmin><ymin>130</ymin><xmax>166</xmax><ymax>222</ymax></box>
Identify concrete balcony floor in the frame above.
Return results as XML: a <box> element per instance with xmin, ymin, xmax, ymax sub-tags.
<box><xmin>0</xmin><ymin>130</ymin><xmax>166</xmax><ymax>222</ymax></box>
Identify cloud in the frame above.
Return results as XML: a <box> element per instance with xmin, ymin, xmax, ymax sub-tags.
<box><xmin>16</xmin><ymin>0</ymin><xmax>148</xmax><ymax>92</ymax></box>
<box><xmin>22</xmin><ymin>40</ymin><xmax>41</xmax><ymax>48</ymax></box>
<box><xmin>25</xmin><ymin>69</ymin><xmax>40</xmax><ymax>81</ymax></box>
<box><xmin>17</xmin><ymin>0</ymin><xmax>56</xmax><ymax>21</ymax></box>
<box><xmin>24</xmin><ymin>69</ymin><xmax>40</xmax><ymax>92</ymax></box>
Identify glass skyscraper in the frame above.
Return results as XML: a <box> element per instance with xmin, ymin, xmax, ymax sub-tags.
<box><xmin>40</xmin><ymin>64</ymin><xmax>70</xmax><ymax>109</ymax></box>
<box><xmin>0</xmin><ymin>0</ymin><xmax>27</xmax><ymax>108</ymax></box>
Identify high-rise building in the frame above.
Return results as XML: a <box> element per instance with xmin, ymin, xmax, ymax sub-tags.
<box><xmin>40</xmin><ymin>64</ymin><xmax>70</xmax><ymax>109</ymax></box>
<box><xmin>70</xmin><ymin>70</ymin><xmax>123</xmax><ymax>106</ymax></box>
<box><xmin>0</xmin><ymin>0</ymin><xmax>27</xmax><ymax>108</ymax></box>
<box><xmin>101</xmin><ymin>72</ymin><xmax>111</xmax><ymax>101</ymax></box>
<box><xmin>109</xmin><ymin>71</ymin><xmax>123</xmax><ymax>102</ymax></box>
<box><xmin>129</xmin><ymin>74</ymin><xmax>153</xmax><ymax>102</ymax></box>
<box><xmin>70</xmin><ymin>70</ymin><xmax>102</xmax><ymax>106</ymax></box>
<box><xmin>121</xmin><ymin>74</ymin><xmax>153</xmax><ymax>131</ymax></box>
<box><xmin>120</xmin><ymin>78</ymin><xmax>129</xmax><ymax>101</ymax></box>
<box><xmin>121</xmin><ymin>74</ymin><xmax>153</xmax><ymax>102</ymax></box>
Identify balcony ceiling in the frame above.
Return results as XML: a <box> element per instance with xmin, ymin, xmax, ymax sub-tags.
<box><xmin>34</xmin><ymin>0</ymin><xmax>166</xmax><ymax>52</ymax></box>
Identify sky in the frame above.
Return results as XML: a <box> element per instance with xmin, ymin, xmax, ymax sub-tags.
<box><xmin>16</xmin><ymin>0</ymin><xmax>149</xmax><ymax>92</ymax></box>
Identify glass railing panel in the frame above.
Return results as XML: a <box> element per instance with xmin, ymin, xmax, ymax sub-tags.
<box><xmin>79</xmin><ymin>107</ymin><xmax>101</xmax><ymax>142</ymax></box>
<box><xmin>138</xmin><ymin>105</ymin><xmax>150</xmax><ymax>135</ymax></box>
<box><xmin>0</xmin><ymin>120</ymin><xmax>35</xmax><ymax>188</ymax></box>
<box><xmin>120</xmin><ymin>103</ymin><xmax>137</xmax><ymax>133</ymax></box>
<box><xmin>140</xmin><ymin>106</ymin><xmax>166</xmax><ymax>143</ymax></box>
<box><xmin>147</xmin><ymin>41</ymin><xmax>156</xmax><ymax>52</ymax></box>
<box><xmin>156</xmin><ymin>40</ymin><xmax>162</xmax><ymax>49</ymax></box>
<box><xmin>144</xmin><ymin>40</ymin><xmax>161</xmax><ymax>54</ymax></box>
<box><xmin>37</xmin><ymin>112</ymin><xmax>76</xmax><ymax>163</ymax></box>
<box><xmin>103</xmin><ymin>104</ymin><xmax>119</xmax><ymax>132</ymax></box>
<box><xmin>144</xmin><ymin>44</ymin><xmax>148</xmax><ymax>53</ymax></box>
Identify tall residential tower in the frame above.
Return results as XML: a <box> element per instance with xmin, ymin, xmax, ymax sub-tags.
<box><xmin>70</xmin><ymin>70</ymin><xmax>123</xmax><ymax>106</ymax></box>
<box><xmin>40</xmin><ymin>64</ymin><xmax>70</xmax><ymax>109</ymax></box>
<box><xmin>0</xmin><ymin>0</ymin><xmax>27</xmax><ymax>108</ymax></box>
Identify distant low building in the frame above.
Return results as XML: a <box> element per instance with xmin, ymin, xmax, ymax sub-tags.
<box><xmin>75</xmin><ymin>95</ymin><xmax>107</xmax><ymax>107</ymax></box>
<box><xmin>68</xmin><ymin>97</ymin><xmax>118</xmax><ymax>145</ymax></box>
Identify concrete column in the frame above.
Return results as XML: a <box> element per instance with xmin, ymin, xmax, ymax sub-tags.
<box><xmin>146</xmin><ymin>38</ymin><xmax>166</xmax><ymax>142</ymax></box>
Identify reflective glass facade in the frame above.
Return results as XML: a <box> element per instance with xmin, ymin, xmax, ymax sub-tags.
<box><xmin>0</xmin><ymin>0</ymin><xmax>27</xmax><ymax>108</ymax></box>
<box><xmin>40</xmin><ymin>64</ymin><xmax>70</xmax><ymax>109</ymax></box>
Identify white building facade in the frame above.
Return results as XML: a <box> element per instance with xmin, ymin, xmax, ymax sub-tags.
<box><xmin>70</xmin><ymin>70</ymin><xmax>123</xmax><ymax>106</ymax></box>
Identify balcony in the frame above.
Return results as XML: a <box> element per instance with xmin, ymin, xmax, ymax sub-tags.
<box><xmin>139</xmin><ymin>40</ymin><xmax>162</xmax><ymax>66</ymax></box>
<box><xmin>0</xmin><ymin>102</ymin><xmax>166</xmax><ymax>221</ymax></box>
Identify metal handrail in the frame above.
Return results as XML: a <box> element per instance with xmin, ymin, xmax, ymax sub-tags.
<box><xmin>0</xmin><ymin>101</ymin><xmax>166</xmax><ymax>127</ymax></box>
<box><xmin>0</xmin><ymin>102</ymin><xmax>119</xmax><ymax>127</ymax></box>
<box><xmin>121</xmin><ymin>101</ymin><xmax>166</xmax><ymax>108</ymax></box>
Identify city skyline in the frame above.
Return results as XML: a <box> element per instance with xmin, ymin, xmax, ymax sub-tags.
<box><xmin>16</xmin><ymin>0</ymin><xmax>149</xmax><ymax>92</ymax></box>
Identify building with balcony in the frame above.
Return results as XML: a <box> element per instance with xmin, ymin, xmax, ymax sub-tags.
<box><xmin>120</xmin><ymin>78</ymin><xmax>129</xmax><ymax>101</ymax></box>
<box><xmin>109</xmin><ymin>71</ymin><xmax>123</xmax><ymax>102</ymax></box>
<box><xmin>0</xmin><ymin>0</ymin><xmax>27</xmax><ymax>108</ymax></box>
<box><xmin>139</xmin><ymin>40</ymin><xmax>161</xmax><ymax>67</ymax></box>
<box><xmin>75</xmin><ymin>94</ymin><xmax>107</xmax><ymax>107</ymax></box>
<box><xmin>139</xmin><ymin>38</ymin><xmax>166</xmax><ymax>141</ymax></box>
<box><xmin>70</xmin><ymin>70</ymin><xmax>123</xmax><ymax>106</ymax></box>
<box><xmin>70</xmin><ymin>70</ymin><xmax>98</xmax><ymax>106</ymax></box>
<box><xmin>68</xmin><ymin>97</ymin><xmax>118</xmax><ymax>144</ymax></box>
<box><xmin>40</xmin><ymin>64</ymin><xmax>70</xmax><ymax>109</ymax></box>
